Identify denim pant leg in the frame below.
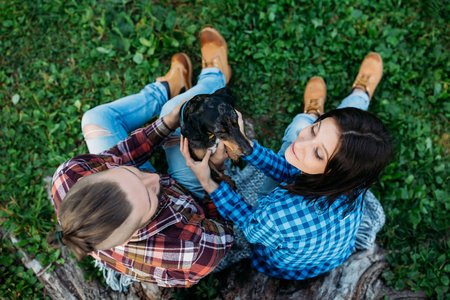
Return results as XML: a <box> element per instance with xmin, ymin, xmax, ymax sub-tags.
<box><xmin>81</xmin><ymin>82</ymin><xmax>168</xmax><ymax>170</ymax></box>
<box><xmin>258</xmin><ymin>91</ymin><xmax>370</xmax><ymax>197</ymax></box>
<box><xmin>161</xmin><ymin>68</ymin><xmax>227</xmax><ymax>199</ymax></box>
<box><xmin>337</xmin><ymin>91</ymin><xmax>370</xmax><ymax>111</ymax></box>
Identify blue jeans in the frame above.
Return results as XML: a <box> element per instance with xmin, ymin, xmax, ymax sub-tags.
<box><xmin>258</xmin><ymin>91</ymin><xmax>370</xmax><ymax>196</ymax></box>
<box><xmin>81</xmin><ymin>68</ymin><xmax>226</xmax><ymax>198</ymax></box>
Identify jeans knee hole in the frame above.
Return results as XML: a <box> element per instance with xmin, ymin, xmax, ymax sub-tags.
<box><xmin>83</xmin><ymin>124</ymin><xmax>112</xmax><ymax>138</ymax></box>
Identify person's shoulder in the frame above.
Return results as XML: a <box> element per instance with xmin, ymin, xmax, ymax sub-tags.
<box><xmin>326</xmin><ymin>194</ymin><xmax>364</xmax><ymax>223</ymax></box>
<box><xmin>57</xmin><ymin>153</ymin><xmax>111</xmax><ymax>172</ymax></box>
<box><xmin>52</xmin><ymin>154</ymin><xmax>111</xmax><ymax>189</ymax></box>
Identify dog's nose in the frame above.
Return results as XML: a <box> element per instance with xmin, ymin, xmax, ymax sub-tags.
<box><xmin>241</xmin><ymin>141</ymin><xmax>253</xmax><ymax>156</ymax></box>
<box><xmin>243</xmin><ymin>149</ymin><xmax>252</xmax><ymax>156</ymax></box>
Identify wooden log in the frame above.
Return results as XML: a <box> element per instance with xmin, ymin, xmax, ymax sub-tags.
<box><xmin>214</xmin><ymin>245</ymin><xmax>427</xmax><ymax>300</ymax></box>
<box><xmin>2</xmin><ymin>228</ymin><xmax>133</xmax><ymax>300</ymax></box>
<box><xmin>2</xmin><ymin>226</ymin><xmax>427</xmax><ymax>300</ymax></box>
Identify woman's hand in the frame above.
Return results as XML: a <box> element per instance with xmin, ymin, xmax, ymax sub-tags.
<box><xmin>180</xmin><ymin>136</ymin><xmax>219</xmax><ymax>194</ymax></box>
<box><xmin>209</xmin><ymin>140</ymin><xmax>228</xmax><ymax>171</ymax></box>
<box><xmin>164</xmin><ymin>97</ymin><xmax>191</xmax><ymax>130</ymax></box>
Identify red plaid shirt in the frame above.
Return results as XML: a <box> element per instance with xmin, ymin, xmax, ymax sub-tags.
<box><xmin>51</xmin><ymin>118</ymin><xmax>233</xmax><ymax>287</ymax></box>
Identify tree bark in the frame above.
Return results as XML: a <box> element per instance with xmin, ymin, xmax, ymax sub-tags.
<box><xmin>214</xmin><ymin>245</ymin><xmax>427</xmax><ymax>300</ymax></box>
<box><xmin>3</xmin><ymin>226</ymin><xmax>426</xmax><ymax>300</ymax></box>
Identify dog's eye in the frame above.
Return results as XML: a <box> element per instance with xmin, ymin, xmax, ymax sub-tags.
<box><xmin>216</xmin><ymin>130</ymin><xmax>227</xmax><ymax>137</ymax></box>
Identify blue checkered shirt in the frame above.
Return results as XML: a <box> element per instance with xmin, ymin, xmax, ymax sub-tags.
<box><xmin>210</xmin><ymin>141</ymin><xmax>365</xmax><ymax>280</ymax></box>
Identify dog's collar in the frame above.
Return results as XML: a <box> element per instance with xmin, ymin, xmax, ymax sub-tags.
<box><xmin>179</xmin><ymin>98</ymin><xmax>192</xmax><ymax>126</ymax></box>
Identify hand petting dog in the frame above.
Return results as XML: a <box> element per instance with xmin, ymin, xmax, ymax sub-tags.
<box><xmin>180</xmin><ymin>135</ymin><xmax>220</xmax><ymax>194</ymax></box>
<box><xmin>209</xmin><ymin>139</ymin><xmax>229</xmax><ymax>171</ymax></box>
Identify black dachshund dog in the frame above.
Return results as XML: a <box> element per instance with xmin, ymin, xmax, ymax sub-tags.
<box><xmin>180</xmin><ymin>87</ymin><xmax>253</xmax><ymax>161</ymax></box>
<box><xmin>180</xmin><ymin>88</ymin><xmax>253</xmax><ymax>186</ymax></box>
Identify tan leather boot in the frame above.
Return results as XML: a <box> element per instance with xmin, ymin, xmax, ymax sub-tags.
<box><xmin>303</xmin><ymin>76</ymin><xmax>327</xmax><ymax>116</ymax></box>
<box><xmin>351</xmin><ymin>52</ymin><xmax>383</xmax><ymax>100</ymax></box>
<box><xmin>200</xmin><ymin>27</ymin><xmax>231</xmax><ymax>84</ymax></box>
<box><xmin>156</xmin><ymin>53</ymin><xmax>192</xmax><ymax>99</ymax></box>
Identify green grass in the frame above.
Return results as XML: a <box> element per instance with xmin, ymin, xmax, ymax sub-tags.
<box><xmin>1</xmin><ymin>0</ymin><xmax>449</xmax><ymax>298</ymax></box>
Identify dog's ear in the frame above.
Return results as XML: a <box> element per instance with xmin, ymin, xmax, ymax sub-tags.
<box><xmin>180</xmin><ymin>115</ymin><xmax>210</xmax><ymax>142</ymax></box>
<box><xmin>213</xmin><ymin>87</ymin><xmax>235</xmax><ymax>107</ymax></box>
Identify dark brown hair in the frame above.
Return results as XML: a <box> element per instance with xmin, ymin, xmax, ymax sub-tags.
<box><xmin>47</xmin><ymin>177</ymin><xmax>132</xmax><ymax>260</ymax></box>
<box><xmin>283</xmin><ymin>107</ymin><xmax>392</xmax><ymax>215</ymax></box>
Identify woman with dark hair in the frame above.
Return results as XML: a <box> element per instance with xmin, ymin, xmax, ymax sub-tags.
<box><xmin>181</xmin><ymin>52</ymin><xmax>393</xmax><ymax>279</ymax></box>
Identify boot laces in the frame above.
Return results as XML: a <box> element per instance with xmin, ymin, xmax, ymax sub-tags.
<box><xmin>304</xmin><ymin>98</ymin><xmax>324</xmax><ymax>114</ymax></box>
<box><xmin>353</xmin><ymin>74</ymin><xmax>372</xmax><ymax>94</ymax></box>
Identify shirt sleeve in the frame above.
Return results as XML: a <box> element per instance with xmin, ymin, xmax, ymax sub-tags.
<box><xmin>242</xmin><ymin>141</ymin><xmax>299</xmax><ymax>183</ymax></box>
<box><xmin>210</xmin><ymin>181</ymin><xmax>282</xmax><ymax>249</ymax></box>
<box><xmin>99</xmin><ymin>117</ymin><xmax>174</xmax><ymax>167</ymax></box>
